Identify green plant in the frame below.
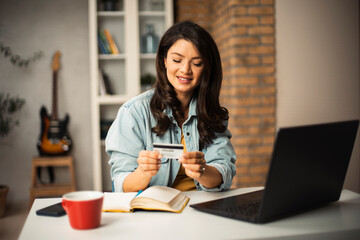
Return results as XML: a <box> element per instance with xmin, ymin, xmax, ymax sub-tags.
<box><xmin>141</xmin><ymin>73</ymin><xmax>156</xmax><ymax>85</ymax></box>
<box><xmin>0</xmin><ymin>92</ymin><xmax>25</xmax><ymax>137</ymax></box>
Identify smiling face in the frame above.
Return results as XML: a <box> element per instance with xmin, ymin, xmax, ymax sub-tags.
<box><xmin>164</xmin><ymin>39</ymin><xmax>204</xmax><ymax>101</ymax></box>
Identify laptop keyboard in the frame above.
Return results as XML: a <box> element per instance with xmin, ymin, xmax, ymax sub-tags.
<box><xmin>225</xmin><ymin>200</ymin><xmax>261</xmax><ymax>217</ymax></box>
<box><xmin>190</xmin><ymin>189</ymin><xmax>264</xmax><ymax>221</ymax></box>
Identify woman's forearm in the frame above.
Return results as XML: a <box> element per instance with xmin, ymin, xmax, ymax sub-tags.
<box><xmin>122</xmin><ymin>168</ymin><xmax>152</xmax><ymax>192</ymax></box>
<box><xmin>195</xmin><ymin>165</ymin><xmax>223</xmax><ymax>189</ymax></box>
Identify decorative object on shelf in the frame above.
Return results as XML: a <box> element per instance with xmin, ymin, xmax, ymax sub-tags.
<box><xmin>141</xmin><ymin>73</ymin><xmax>156</xmax><ymax>92</ymax></box>
<box><xmin>140</xmin><ymin>0</ymin><xmax>164</xmax><ymax>11</ymax></box>
<box><xmin>0</xmin><ymin>42</ymin><xmax>43</xmax><ymax>67</ymax></box>
<box><xmin>141</xmin><ymin>24</ymin><xmax>159</xmax><ymax>54</ymax></box>
<box><xmin>101</xmin><ymin>0</ymin><xmax>120</xmax><ymax>11</ymax></box>
<box><xmin>150</xmin><ymin>0</ymin><xmax>164</xmax><ymax>11</ymax></box>
<box><xmin>0</xmin><ymin>92</ymin><xmax>25</xmax><ymax>137</ymax></box>
<box><xmin>141</xmin><ymin>72</ymin><xmax>156</xmax><ymax>85</ymax></box>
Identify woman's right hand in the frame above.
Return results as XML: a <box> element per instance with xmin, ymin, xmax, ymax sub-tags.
<box><xmin>136</xmin><ymin>150</ymin><xmax>162</xmax><ymax>178</ymax></box>
<box><xmin>123</xmin><ymin>150</ymin><xmax>162</xmax><ymax>192</ymax></box>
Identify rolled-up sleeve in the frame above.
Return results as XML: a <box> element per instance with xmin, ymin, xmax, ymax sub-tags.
<box><xmin>195</xmin><ymin>125</ymin><xmax>237</xmax><ymax>192</ymax></box>
<box><xmin>105</xmin><ymin>104</ymin><xmax>145</xmax><ymax>192</ymax></box>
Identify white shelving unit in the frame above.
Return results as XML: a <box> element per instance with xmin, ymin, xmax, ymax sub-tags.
<box><xmin>89</xmin><ymin>0</ymin><xmax>173</xmax><ymax>191</ymax></box>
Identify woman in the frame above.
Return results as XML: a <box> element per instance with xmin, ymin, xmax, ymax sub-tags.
<box><xmin>106</xmin><ymin>21</ymin><xmax>236</xmax><ymax>192</ymax></box>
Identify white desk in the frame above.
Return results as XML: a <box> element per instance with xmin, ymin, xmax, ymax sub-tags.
<box><xmin>20</xmin><ymin>187</ymin><xmax>360</xmax><ymax>240</ymax></box>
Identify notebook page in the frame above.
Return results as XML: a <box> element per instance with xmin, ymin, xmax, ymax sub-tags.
<box><xmin>138</xmin><ymin>186</ymin><xmax>180</xmax><ymax>203</ymax></box>
<box><xmin>102</xmin><ymin>192</ymin><xmax>137</xmax><ymax>212</ymax></box>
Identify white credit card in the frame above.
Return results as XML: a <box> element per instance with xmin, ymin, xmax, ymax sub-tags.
<box><xmin>153</xmin><ymin>143</ymin><xmax>184</xmax><ymax>159</ymax></box>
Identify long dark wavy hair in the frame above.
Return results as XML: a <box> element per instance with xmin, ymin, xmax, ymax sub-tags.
<box><xmin>150</xmin><ymin>21</ymin><xmax>228</xmax><ymax>149</ymax></box>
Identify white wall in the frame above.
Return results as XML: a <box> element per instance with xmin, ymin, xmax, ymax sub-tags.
<box><xmin>0</xmin><ymin>0</ymin><xmax>91</xmax><ymax>204</ymax></box>
<box><xmin>276</xmin><ymin>0</ymin><xmax>360</xmax><ymax>192</ymax></box>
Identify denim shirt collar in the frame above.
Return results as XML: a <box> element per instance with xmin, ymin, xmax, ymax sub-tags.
<box><xmin>163</xmin><ymin>97</ymin><xmax>198</xmax><ymax>120</ymax></box>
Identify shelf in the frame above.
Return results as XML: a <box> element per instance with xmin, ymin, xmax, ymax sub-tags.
<box><xmin>140</xmin><ymin>53</ymin><xmax>156</xmax><ymax>59</ymax></box>
<box><xmin>139</xmin><ymin>11</ymin><xmax>166</xmax><ymax>16</ymax></box>
<box><xmin>99</xmin><ymin>54</ymin><xmax>126</xmax><ymax>60</ymax></box>
<box><xmin>97</xmin><ymin>11</ymin><xmax>125</xmax><ymax>17</ymax></box>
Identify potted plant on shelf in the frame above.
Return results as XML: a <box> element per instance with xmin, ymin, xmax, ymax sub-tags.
<box><xmin>140</xmin><ymin>73</ymin><xmax>156</xmax><ymax>92</ymax></box>
<box><xmin>0</xmin><ymin>92</ymin><xmax>25</xmax><ymax>218</ymax></box>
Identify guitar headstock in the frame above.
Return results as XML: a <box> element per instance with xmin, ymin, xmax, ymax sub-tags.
<box><xmin>52</xmin><ymin>51</ymin><xmax>61</xmax><ymax>72</ymax></box>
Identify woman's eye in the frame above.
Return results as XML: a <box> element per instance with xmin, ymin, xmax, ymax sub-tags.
<box><xmin>173</xmin><ymin>59</ymin><xmax>181</xmax><ymax>63</ymax></box>
<box><xmin>193</xmin><ymin>62</ymin><xmax>203</xmax><ymax>67</ymax></box>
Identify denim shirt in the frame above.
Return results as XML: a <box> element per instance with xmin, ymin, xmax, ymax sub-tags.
<box><xmin>106</xmin><ymin>89</ymin><xmax>236</xmax><ymax>192</ymax></box>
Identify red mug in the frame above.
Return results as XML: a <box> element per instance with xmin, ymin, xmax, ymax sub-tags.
<box><xmin>62</xmin><ymin>191</ymin><xmax>104</xmax><ymax>230</ymax></box>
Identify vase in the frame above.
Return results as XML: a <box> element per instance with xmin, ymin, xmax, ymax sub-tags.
<box><xmin>141</xmin><ymin>24</ymin><xmax>159</xmax><ymax>54</ymax></box>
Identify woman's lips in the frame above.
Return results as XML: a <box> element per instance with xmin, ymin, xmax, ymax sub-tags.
<box><xmin>177</xmin><ymin>76</ymin><xmax>192</xmax><ymax>84</ymax></box>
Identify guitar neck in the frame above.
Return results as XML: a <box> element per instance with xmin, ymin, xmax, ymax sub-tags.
<box><xmin>51</xmin><ymin>71</ymin><xmax>58</xmax><ymax>121</ymax></box>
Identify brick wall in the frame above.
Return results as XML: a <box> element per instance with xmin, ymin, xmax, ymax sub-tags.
<box><xmin>175</xmin><ymin>0</ymin><xmax>276</xmax><ymax>188</ymax></box>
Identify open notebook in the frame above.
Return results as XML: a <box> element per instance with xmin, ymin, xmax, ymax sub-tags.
<box><xmin>103</xmin><ymin>186</ymin><xmax>190</xmax><ymax>213</ymax></box>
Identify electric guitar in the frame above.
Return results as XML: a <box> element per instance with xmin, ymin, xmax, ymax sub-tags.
<box><xmin>37</xmin><ymin>51</ymin><xmax>72</xmax><ymax>156</ymax></box>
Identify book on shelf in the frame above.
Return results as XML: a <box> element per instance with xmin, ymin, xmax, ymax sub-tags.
<box><xmin>98</xmin><ymin>31</ymin><xmax>111</xmax><ymax>54</ymax></box>
<box><xmin>102</xmin><ymin>186</ymin><xmax>190</xmax><ymax>213</ymax></box>
<box><xmin>103</xmin><ymin>29</ymin><xmax>120</xmax><ymax>54</ymax></box>
<box><xmin>98</xmin><ymin>69</ymin><xmax>107</xmax><ymax>95</ymax></box>
<box><xmin>97</xmin><ymin>33</ymin><xmax>108</xmax><ymax>54</ymax></box>
<box><xmin>98</xmin><ymin>69</ymin><xmax>113</xmax><ymax>95</ymax></box>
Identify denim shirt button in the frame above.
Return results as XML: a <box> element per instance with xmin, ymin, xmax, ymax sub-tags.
<box><xmin>175</xmin><ymin>130</ymin><xmax>179</xmax><ymax>134</ymax></box>
<box><xmin>186</xmin><ymin>132</ymin><xmax>190</xmax><ymax>136</ymax></box>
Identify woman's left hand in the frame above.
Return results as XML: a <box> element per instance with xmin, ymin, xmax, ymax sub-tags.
<box><xmin>179</xmin><ymin>151</ymin><xmax>206</xmax><ymax>180</ymax></box>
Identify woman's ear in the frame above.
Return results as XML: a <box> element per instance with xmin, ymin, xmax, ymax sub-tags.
<box><xmin>164</xmin><ymin>57</ymin><xmax>167</xmax><ymax>69</ymax></box>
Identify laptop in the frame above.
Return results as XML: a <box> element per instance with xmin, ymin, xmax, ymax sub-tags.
<box><xmin>190</xmin><ymin>120</ymin><xmax>359</xmax><ymax>223</ymax></box>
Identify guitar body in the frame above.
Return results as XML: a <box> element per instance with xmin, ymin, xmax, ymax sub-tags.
<box><xmin>37</xmin><ymin>106</ymin><xmax>72</xmax><ymax>155</ymax></box>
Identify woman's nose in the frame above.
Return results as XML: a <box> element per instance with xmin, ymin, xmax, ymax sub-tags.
<box><xmin>180</xmin><ymin>61</ymin><xmax>191</xmax><ymax>74</ymax></box>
